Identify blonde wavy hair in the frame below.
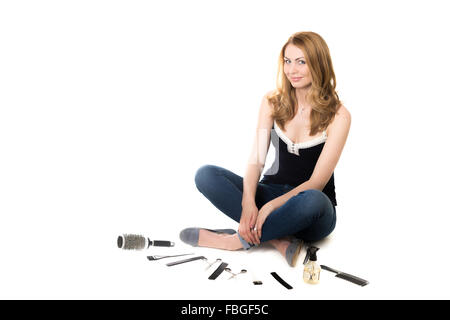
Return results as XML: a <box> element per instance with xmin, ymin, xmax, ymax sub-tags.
<box><xmin>268</xmin><ymin>31</ymin><xmax>341</xmax><ymax>136</ymax></box>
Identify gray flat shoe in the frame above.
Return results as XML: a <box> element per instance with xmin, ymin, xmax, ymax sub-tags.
<box><xmin>285</xmin><ymin>239</ymin><xmax>303</xmax><ymax>267</ymax></box>
<box><xmin>179</xmin><ymin>227</ymin><xmax>237</xmax><ymax>247</ymax></box>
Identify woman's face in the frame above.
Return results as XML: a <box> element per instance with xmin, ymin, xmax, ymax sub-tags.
<box><xmin>283</xmin><ymin>43</ymin><xmax>312</xmax><ymax>89</ymax></box>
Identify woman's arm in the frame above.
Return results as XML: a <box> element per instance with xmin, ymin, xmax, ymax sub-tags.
<box><xmin>270</xmin><ymin>105</ymin><xmax>352</xmax><ymax>210</ymax></box>
<box><xmin>239</xmin><ymin>91</ymin><xmax>275</xmax><ymax>245</ymax></box>
<box><xmin>242</xmin><ymin>91</ymin><xmax>275</xmax><ymax>205</ymax></box>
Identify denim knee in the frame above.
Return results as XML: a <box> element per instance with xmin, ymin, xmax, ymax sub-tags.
<box><xmin>293</xmin><ymin>189</ymin><xmax>331</xmax><ymax>217</ymax></box>
<box><xmin>194</xmin><ymin>164</ymin><xmax>218</xmax><ymax>192</ymax></box>
<box><xmin>291</xmin><ymin>189</ymin><xmax>336</xmax><ymax>241</ymax></box>
<box><xmin>296</xmin><ymin>189</ymin><xmax>326</xmax><ymax>204</ymax></box>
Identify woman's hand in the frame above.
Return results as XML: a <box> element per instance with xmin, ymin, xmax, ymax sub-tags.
<box><xmin>238</xmin><ymin>200</ymin><xmax>260</xmax><ymax>245</ymax></box>
<box><xmin>254</xmin><ymin>201</ymin><xmax>276</xmax><ymax>243</ymax></box>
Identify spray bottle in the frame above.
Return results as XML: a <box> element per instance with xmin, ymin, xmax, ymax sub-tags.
<box><xmin>303</xmin><ymin>246</ymin><xmax>320</xmax><ymax>284</ymax></box>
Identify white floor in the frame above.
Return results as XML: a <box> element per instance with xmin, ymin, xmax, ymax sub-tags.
<box><xmin>2</xmin><ymin>183</ymin><xmax>448</xmax><ymax>300</ymax></box>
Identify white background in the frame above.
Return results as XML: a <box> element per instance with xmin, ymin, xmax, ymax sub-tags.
<box><xmin>1</xmin><ymin>0</ymin><xmax>449</xmax><ymax>299</ymax></box>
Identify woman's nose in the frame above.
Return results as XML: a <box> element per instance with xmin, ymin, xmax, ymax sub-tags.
<box><xmin>287</xmin><ymin>64</ymin><xmax>299</xmax><ymax>74</ymax></box>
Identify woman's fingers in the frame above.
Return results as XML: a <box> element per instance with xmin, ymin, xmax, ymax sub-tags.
<box><xmin>243</xmin><ymin>229</ymin><xmax>251</xmax><ymax>244</ymax></box>
<box><xmin>240</xmin><ymin>224</ymin><xmax>253</xmax><ymax>244</ymax></box>
<box><xmin>245</xmin><ymin>227</ymin><xmax>255</xmax><ymax>244</ymax></box>
<box><xmin>252</xmin><ymin>228</ymin><xmax>260</xmax><ymax>244</ymax></box>
<box><xmin>245</xmin><ymin>223</ymin><xmax>256</xmax><ymax>245</ymax></box>
<box><xmin>254</xmin><ymin>218</ymin><xmax>263</xmax><ymax>243</ymax></box>
<box><xmin>239</xmin><ymin>219</ymin><xmax>249</xmax><ymax>242</ymax></box>
<box><xmin>246</xmin><ymin>219</ymin><xmax>256</xmax><ymax>244</ymax></box>
<box><xmin>256</xmin><ymin>223</ymin><xmax>262</xmax><ymax>240</ymax></box>
<box><xmin>246</xmin><ymin>226</ymin><xmax>258</xmax><ymax>244</ymax></box>
<box><xmin>239</xmin><ymin>213</ymin><xmax>260</xmax><ymax>245</ymax></box>
<box><xmin>238</xmin><ymin>226</ymin><xmax>247</xmax><ymax>243</ymax></box>
<box><xmin>251</xmin><ymin>229</ymin><xmax>259</xmax><ymax>244</ymax></box>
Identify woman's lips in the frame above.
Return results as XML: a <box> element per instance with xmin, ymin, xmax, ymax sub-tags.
<box><xmin>291</xmin><ymin>77</ymin><xmax>303</xmax><ymax>82</ymax></box>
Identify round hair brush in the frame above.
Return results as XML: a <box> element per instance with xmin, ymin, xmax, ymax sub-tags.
<box><xmin>117</xmin><ymin>234</ymin><xmax>175</xmax><ymax>250</ymax></box>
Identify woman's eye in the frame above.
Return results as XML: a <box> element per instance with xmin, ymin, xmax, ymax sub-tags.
<box><xmin>284</xmin><ymin>59</ymin><xmax>305</xmax><ymax>65</ymax></box>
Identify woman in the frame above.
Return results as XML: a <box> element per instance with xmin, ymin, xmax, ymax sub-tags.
<box><xmin>180</xmin><ymin>31</ymin><xmax>351</xmax><ymax>267</ymax></box>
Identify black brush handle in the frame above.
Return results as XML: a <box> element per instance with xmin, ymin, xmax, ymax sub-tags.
<box><xmin>149</xmin><ymin>240</ymin><xmax>174</xmax><ymax>247</ymax></box>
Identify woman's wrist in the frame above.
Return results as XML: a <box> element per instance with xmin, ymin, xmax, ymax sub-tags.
<box><xmin>241</xmin><ymin>196</ymin><xmax>256</xmax><ymax>207</ymax></box>
<box><xmin>268</xmin><ymin>197</ymin><xmax>281</xmax><ymax>211</ymax></box>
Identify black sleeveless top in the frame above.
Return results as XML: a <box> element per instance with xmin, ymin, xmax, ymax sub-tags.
<box><xmin>260</xmin><ymin>121</ymin><xmax>337</xmax><ymax>206</ymax></box>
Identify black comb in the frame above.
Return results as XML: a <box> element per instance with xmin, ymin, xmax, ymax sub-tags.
<box><xmin>320</xmin><ymin>265</ymin><xmax>369</xmax><ymax>286</ymax></box>
<box><xmin>208</xmin><ymin>262</ymin><xmax>229</xmax><ymax>280</ymax></box>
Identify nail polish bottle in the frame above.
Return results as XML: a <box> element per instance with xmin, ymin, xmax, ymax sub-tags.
<box><xmin>303</xmin><ymin>246</ymin><xmax>320</xmax><ymax>284</ymax></box>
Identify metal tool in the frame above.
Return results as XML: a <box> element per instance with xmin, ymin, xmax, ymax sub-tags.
<box><xmin>147</xmin><ymin>253</ymin><xmax>194</xmax><ymax>261</ymax></box>
<box><xmin>166</xmin><ymin>256</ymin><xmax>206</xmax><ymax>266</ymax></box>
<box><xmin>224</xmin><ymin>268</ymin><xmax>247</xmax><ymax>280</ymax></box>
<box><xmin>204</xmin><ymin>258</ymin><xmax>222</xmax><ymax>270</ymax></box>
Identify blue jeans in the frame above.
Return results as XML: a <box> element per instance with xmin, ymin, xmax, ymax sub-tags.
<box><xmin>194</xmin><ymin>164</ymin><xmax>337</xmax><ymax>249</ymax></box>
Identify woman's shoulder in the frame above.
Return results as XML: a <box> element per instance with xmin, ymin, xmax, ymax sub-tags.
<box><xmin>336</xmin><ymin>103</ymin><xmax>351</xmax><ymax>120</ymax></box>
<box><xmin>326</xmin><ymin>103</ymin><xmax>351</xmax><ymax>136</ymax></box>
